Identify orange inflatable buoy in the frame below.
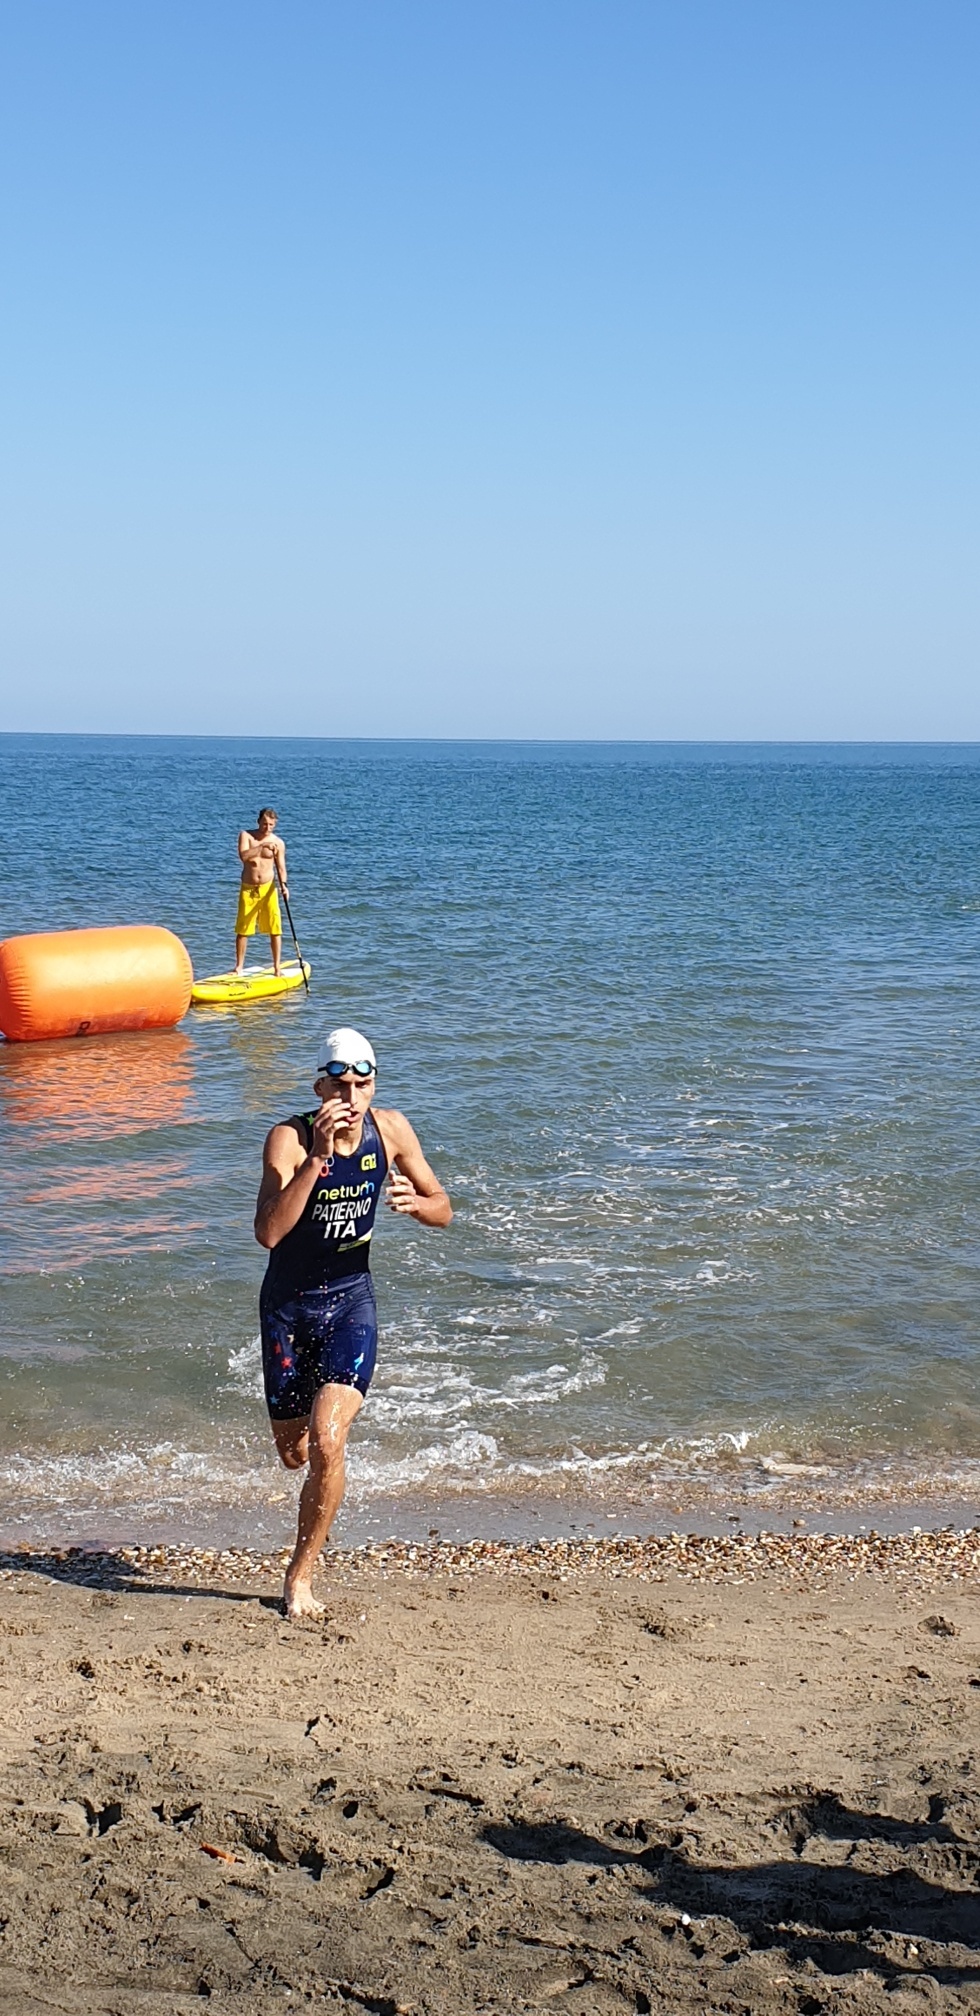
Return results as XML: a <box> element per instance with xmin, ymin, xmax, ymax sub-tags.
<box><xmin>0</xmin><ymin>926</ymin><xmax>193</xmax><ymax>1043</ymax></box>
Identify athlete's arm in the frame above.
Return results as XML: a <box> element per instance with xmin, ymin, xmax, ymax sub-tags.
<box><xmin>254</xmin><ymin>1102</ymin><xmax>343</xmax><ymax>1248</ymax></box>
<box><xmin>378</xmin><ymin>1110</ymin><xmax>453</xmax><ymax>1227</ymax></box>
<box><xmin>254</xmin><ymin>1124</ymin><xmax>315</xmax><ymax>1248</ymax></box>
<box><xmin>238</xmin><ymin>828</ymin><xmax>261</xmax><ymax>865</ymax></box>
<box><xmin>275</xmin><ymin>835</ymin><xmax>289</xmax><ymax>897</ymax></box>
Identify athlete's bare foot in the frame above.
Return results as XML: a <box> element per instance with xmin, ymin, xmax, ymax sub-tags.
<box><xmin>282</xmin><ymin>1574</ymin><xmax>324</xmax><ymax>1620</ymax></box>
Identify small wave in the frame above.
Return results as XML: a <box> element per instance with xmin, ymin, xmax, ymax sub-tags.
<box><xmin>345</xmin><ymin>1427</ymin><xmax>760</xmax><ymax>1500</ymax></box>
<box><xmin>226</xmin><ymin>1331</ymin><xmax>606</xmax><ymax>1424</ymax></box>
<box><xmin>369</xmin><ymin>1351</ymin><xmax>606</xmax><ymax>1427</ymax></box>
<box><xmin>658</xmin><ymin>1429</ymin><xmax>753</xmax><ymax>1459</ymax></box>
<box><xmin>498</xmin><ymin>1354</ymin><xmax>606</xmax><ymax>1404</ymax></box>
<box><xmin>0</xmin><ymin>1442</ymin><xmax>285</xmax><ymax>1508</ymax></box>
<box><xmin>2</xmin><ymin>1431</ymin><xmax>980</xmax><ymax>1533</ymax></box>
<box><xmin>349</xmin><ymin>1430</ymin><xmax>501</xmax><ymax>1494</ymax></box>
<box><xmin>660</xmin><ymin>1262</ymin><xmax>759</xmax><ymax>1292</ymax></box>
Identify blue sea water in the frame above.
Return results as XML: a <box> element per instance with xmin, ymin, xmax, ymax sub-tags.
<box><xmin>1</xmin><ymin>735</ymin><xmax>979</xmax><ymax>1543</ymax></box>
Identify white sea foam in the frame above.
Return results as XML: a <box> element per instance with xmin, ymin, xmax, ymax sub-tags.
<box><xmin>226</xmin><ymin>1336</ymin><xmax>264</xmax><ymax>1399</ymax></box>
<box><xmin>346</xmin><ymin>1424</ymin><xmax>776</xmax><ymax>1498</ymax></box>
<box><xmin>4</xmin><ymin>1430</ymin><xmax>980</xmax><ymax>1528</ymax></box>
<box><xmin>659</xmin><ymin>1429</ymin><xmax>754</xmax><ymax>1459</ymax></box>
<box><xmin>348</xmin><ymin>1430</ymin><xmax>501</xmax><ymax>1494</ymax></box>
<box><xmin>225</xmin><ymin>1331</ymin><xmax>606</xmax><ymax>1426</ymax></box>
<box><xmin>0</xmin><ymin>1442</ymin><xmax>285</xmax><ymax>1508</ymax></box>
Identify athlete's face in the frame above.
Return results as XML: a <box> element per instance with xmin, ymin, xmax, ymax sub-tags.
<box><xmin>314</xmin><ymin>1067</ymin><xmax>375</xmax><ymax>1122</ymax></box>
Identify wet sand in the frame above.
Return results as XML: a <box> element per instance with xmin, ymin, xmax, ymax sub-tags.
<box><xmin>0</xmin><ymin>1532</ymin><xmax>978</xmax><ymax>2013</ymax></box>
<box><xmin>2</xmin><ymin>1451</ymin><xmax>979</xmax><ymax>1558</ymax></box>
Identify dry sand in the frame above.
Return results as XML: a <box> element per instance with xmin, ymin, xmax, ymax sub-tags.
<box><xmin>0</xmin><ymin>1532</ymin><xmax>978</xmax><ymax>2015</ymax></box>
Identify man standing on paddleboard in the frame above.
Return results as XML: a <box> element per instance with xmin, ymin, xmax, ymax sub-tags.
<box><xmin>235</xmin><ymin>807</ymin><xmax>288</xmax><ymax>976</ymax></box>
<box><xmin>254</xmin><ymin>1027</ymin><xmax>453</xmax><ymax>1618</ymax></box>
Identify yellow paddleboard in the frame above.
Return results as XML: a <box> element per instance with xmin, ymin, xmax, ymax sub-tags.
<box><xmin>191</xmin><ymin>960</ymin><xmax>311</xmax><ymax>1005</ymax></box>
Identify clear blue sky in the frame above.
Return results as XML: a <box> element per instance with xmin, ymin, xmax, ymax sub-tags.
<box><xmin>1</xmin><ymin>1</ymin><xmax>977</xmax><ymax>738</ymax></box>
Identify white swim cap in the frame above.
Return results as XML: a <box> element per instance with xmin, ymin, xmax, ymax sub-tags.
<box><xmin>316</xmin><ymin>1027</ymin><xmax>377</xmax><ymax>1073</ymax></box>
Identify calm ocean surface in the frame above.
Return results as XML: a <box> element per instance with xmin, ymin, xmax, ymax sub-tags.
<box><xmin>1</xmin><ymin>736</ymin><xmax>979</xmax><ymax>1544</ymax></box>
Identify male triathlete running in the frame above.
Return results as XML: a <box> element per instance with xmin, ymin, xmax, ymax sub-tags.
<box><xmin>254</xmin><ymin>1027</ymin><xmax>452</xmax><ymax>1618</ymax></box>
<box><xmin>235</xmin><ymin>808</ymin><xmax>288</xmax><ymax>976</ymax></box>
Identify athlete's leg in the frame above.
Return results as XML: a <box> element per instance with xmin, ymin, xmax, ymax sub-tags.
<box><xmin>283</xmin><ymin>1381</ymin><xmax>362</xmax><ymax>1618</ymax></box>
<box><xmin>234</xmin><ymin>933</ymin><xmax>248</xmax><ymax>975</ymax></box>
<box><xmin>272</xmin><ymin>1417</ymin><xmax>309</xmax><ymax>1470</ymax></box>
<box><xmin>270</xmin><ymin>931</ymin><xmax>283</xmax><ymax>976</ymax></box>
<box><xmin>262</xmin><ymin>1293</ymin><xmax>314</xmax><ymax>1463</ymax></box>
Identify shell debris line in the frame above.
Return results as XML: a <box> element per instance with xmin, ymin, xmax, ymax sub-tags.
<box><xmin>0</xmin><ymin>1526</ymin><xmax>978</xmax><ymax>1592</ymax></box>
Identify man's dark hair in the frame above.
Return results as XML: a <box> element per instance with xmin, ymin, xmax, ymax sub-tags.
<box><xmin>258</xmin><ymin>807</ymin><xmax>278</xmax><ymax>822</ymax></box>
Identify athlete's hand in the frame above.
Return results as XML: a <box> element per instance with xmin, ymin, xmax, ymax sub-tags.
<box><xmin>387</xmin><ymin>1168</ymin><xmax>420</xmax><ymax>1216</ymax></box>
<box><xmin>309</xmin><ymin>1094</ymin><xmax>355</xmax><ymax>1168</ymax></box>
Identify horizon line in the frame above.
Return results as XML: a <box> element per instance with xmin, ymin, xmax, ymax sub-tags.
<box><xmin>4</xmin><ymin>731</ymin><xmax>980</xmax><ymax>749</ymax></box>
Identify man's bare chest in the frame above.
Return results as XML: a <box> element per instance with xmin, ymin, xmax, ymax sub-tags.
<box><xmin>242</xmin><ymin>837</ymin><xmax>279</xmax><ymax>884</ymax></box>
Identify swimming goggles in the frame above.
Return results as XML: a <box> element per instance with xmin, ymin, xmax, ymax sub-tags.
<box><xmin>324</xmin><ymin>1058</ymin><xmax>375</xmax><ymax>1078</ymax></box>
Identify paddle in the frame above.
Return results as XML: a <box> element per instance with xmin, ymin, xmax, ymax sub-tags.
<box><xmin>275</xmin><ymin>857</ymin><xmax>310</xmax><ymax>993</ymax></box>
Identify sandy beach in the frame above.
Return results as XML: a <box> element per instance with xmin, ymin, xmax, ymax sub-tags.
<box><xmin>0</xmin><ymin>1530</ymin><xmax>977</xmax><ymax>2013</ymax></box>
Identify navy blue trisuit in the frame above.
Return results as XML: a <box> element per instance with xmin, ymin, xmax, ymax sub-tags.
<box><xmin>260</xmin><ymin>1109</ymin><xmax>389</xmax><ymax>1420</ymax></box>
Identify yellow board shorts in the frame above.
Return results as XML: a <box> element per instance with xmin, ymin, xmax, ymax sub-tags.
<box><xmin>235</xmin><ymin>881</ymin><xmax>282</xmax><ymax>937</ymax></box>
